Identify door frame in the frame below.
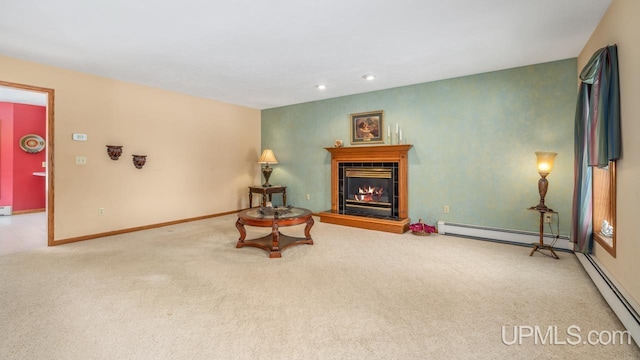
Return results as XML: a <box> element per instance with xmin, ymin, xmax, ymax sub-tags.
<box><xmin>0</xmin><ymin>80</ymin><xmax>55</xmax><ymax>245</ymax></box>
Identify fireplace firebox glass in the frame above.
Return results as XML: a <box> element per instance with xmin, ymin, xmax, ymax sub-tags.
<box><xmin>338</xmin><ymin>162</ymin><xmax>398</xmax><ymax>219</ymax></box>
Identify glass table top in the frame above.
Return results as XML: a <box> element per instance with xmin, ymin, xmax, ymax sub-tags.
<box><xmin>242</xmin><ymin>207</ymin><xmax>309</xmax><ymax>220</ymax></box>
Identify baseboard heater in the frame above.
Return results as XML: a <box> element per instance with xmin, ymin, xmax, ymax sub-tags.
<box><xmin>576</xmin><ymin>253</ymin><xmax>640</xmax><ymax>347</ymax></box>
<box><xmin>437</xmin><ymin>221</ymin><xmax>572</xmax><ymax>251</ymax></box>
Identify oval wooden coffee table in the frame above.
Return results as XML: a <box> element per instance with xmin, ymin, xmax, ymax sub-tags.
<box><xmin>235</xmin><ymin>207</ymin><xmax>314</xmax><ymax>258</ymax></box>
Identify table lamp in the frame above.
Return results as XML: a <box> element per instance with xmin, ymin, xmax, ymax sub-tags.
<box><xmin>258</xmin><ymin>149</ymin><xmax>278</xmax><ymax>187</ymax></box>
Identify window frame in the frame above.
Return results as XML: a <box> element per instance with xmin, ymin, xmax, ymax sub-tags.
<box><xmin>592</xmin><ymin>160</ymin><xmax>616</xmax><ymax>257</ymax></box>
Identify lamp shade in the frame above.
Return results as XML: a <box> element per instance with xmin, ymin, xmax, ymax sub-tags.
<box><xmin>258</xmin><ymin>149</ymin><xmax>278</xmax><ymax>164</ymax></box>
<box><xmin>535</xmin><ymin>151</ymin><xmax>557</xmax><ymax>175</ymax></box>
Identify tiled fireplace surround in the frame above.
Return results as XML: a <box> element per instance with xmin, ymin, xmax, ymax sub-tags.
<box><xmin>320</xmin><ymin>145</ymin><xmax>412</xmax><ymax>233</ymax></box>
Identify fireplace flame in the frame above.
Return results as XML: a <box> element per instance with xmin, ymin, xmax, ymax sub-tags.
<box><xmin>354</xmin><ymin>186</ymin><xmax>384</xmax><ymax>202</ymax></box>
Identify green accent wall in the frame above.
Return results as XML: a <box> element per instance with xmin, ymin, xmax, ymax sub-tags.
<box><xmin>262</xmin><ymin>59</ymin><xmax>576</xmax><ymax>235</ymax></box>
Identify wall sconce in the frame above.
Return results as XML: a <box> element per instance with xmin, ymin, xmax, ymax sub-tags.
<box><xmin>106</xmin><ymin>145</ymin><xmax>123</xmax><ymax>160</ymax></box>
<box><xmin>529</xmin><ymin>151</ymin><xmax>557</xmax><ymax>212</ymax></box>
<box><xmin>258</xmin><ymin>149</ymin><xmax>278</xmax><ymax>187</ymax></box>
<box><xmin>132</xmin><ymin>154</ymin><xmax>147</xmax><ymax>169</ymax></box>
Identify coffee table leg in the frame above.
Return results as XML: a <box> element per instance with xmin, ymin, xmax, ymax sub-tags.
<box><xmin>270</xmin><ymin>222</ymin><xmax>281</xmax><ymax>258</ymax></box>
<box><xmin>304</xmin><ymin>216</ymin><xmax>314</xmax><ymax>244</ymax></box>
<box><xmin>235</xmin><ymin>218</ymin><xmax>246</xmax><ymax>248</ymax></box>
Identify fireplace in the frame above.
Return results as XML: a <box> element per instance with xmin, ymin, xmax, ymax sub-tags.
<box><xmin>341</xmin><ymin>165</ymin><xmax>397</xmax><ymax>218</ymax></box>
<box><xmin>320</xmin><ymin>145</ymin><xmax>412</xmax><ymax>233</ymax></box>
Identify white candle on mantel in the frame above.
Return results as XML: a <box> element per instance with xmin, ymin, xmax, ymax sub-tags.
<box><xmin>399</xmin><ymin>129</ymin><xmax>403</xmax><ymax>142</ymax></box>
<box><xmin>396</xmin><ymin>123</ymin><xmax>399</xmax><ymax>134</ymax></box>
<box><xmin>388</xmin><ymin>125</ymin><xmax>391</xmax><ymax>138</ymax></box>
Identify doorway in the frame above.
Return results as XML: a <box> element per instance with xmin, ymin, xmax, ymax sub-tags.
<box><xmin>0</xmin><ymin>80</ymin><xmax>54</xmax><ymax>249</ymax></box>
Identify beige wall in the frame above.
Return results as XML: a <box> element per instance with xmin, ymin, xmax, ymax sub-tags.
<box><xmin>0</xmin><ymin>55</ymin><xmax>261</xmax><ymax>240</ymax></box>
<box><xmin>578</xmin><ymin>0</ymin><xmax>640</xmax><ymax>305</ymax></box>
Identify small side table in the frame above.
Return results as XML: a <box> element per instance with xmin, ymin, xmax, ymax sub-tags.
<box><xmin>248</xmin><ymin>185</ymin><xmax>287</xmax><ymax>208</ymax></box>
<box><xmin>529</xmin><ymin>208</ymin><xmax>559</xmax><ymax>259</ymax></box>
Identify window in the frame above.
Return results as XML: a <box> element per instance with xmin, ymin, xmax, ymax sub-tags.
<box><xmin>592</xmin><ymin>161</ymin><xmax>616</xmax><ymax>257</ymax></box>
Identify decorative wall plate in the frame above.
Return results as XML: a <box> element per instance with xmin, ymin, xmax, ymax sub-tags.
<box><xmin>19</xmin><ymin>134</ymin><xmax>45</xmax><ymax>153</ymax></box>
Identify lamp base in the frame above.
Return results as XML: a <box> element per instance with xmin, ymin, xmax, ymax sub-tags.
<box><xmin>530</xmin><ymin>242</ymin><xmax>559</xmax><ymax>259</ymax></box>
<box><xmin>261</xmin><ymin>165</ymin><xmax>273</xmax><ymax>187</ymax></box>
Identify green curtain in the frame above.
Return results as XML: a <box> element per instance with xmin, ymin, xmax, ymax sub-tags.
<box><xmin>572</xmin><ymin>45</ymin><xmax>621</xmax><ymax>253</ymax></box>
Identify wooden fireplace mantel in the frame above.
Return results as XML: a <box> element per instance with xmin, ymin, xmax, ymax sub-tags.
<box><xmin>320</xmin><ymin>144</ymin><xmax>412</xmax><ymax>233</ymax></box>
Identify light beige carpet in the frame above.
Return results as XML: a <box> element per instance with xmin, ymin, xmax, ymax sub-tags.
<box><xmin>1</xmin><ymin>214</ymin><xmax>638</xmax><ymax>359</ymax></box>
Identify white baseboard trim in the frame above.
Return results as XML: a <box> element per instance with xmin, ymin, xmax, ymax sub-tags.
<box><xmin>576</xmin><ymin>253</ymin><xmax>640</xmax><ymax>347</ymax></box>
<box><xmin>437</xmin><ymin>221</ymin><xmax>572</xmax><ymax>251</ymax></box>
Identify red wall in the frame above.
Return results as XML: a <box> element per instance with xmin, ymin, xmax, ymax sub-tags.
<box><xmin>0</xmin><ymin>103</ymin><xmax>15</xmax><ymax>206</ymax></box>
<box><xmin>0</xmin><ymin>102</ymin><xmax>46</xmax><ymax>212</ymax></box>
<box><xmin>13</xmin><ymin>104</ymin><xmax>46</xmax><ymax>211</ymax></box>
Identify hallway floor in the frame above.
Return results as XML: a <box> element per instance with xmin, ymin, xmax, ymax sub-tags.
<box><xmin>0</xmin><ymin>212</ymin><xmax>47</xmax><ymax>255</ymax></box>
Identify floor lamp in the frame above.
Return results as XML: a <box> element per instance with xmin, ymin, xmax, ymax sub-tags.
<box><xmin>529</xmin><ymin>151</ymin><xmax>559</xmax><ymax>259</ymax></box>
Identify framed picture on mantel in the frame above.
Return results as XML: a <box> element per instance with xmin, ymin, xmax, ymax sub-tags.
<box><xmin>350</xmin><ymin>110</ymin><xmax>384</xmax><ymax>145</ymax></box>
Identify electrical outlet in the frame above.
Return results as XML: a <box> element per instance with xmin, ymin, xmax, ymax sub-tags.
<box><xmin>305</xmin><ymin>194</ymin><xmax>311</xmax><ymax>200</ymax></box>
<box><xmin>544</xmin><ymin>212</ymin><xmax>552</xmax><ymax>223</ymax></box>
<box><xmin>444</xmin><ymin>205</ymin><xmax>450</xmax><ymax>214</ymax></box>
<box><xmin>76</xmin><ymin>156</ymin><xmax>87</xmax><ymax>165</ymax></box>
<box><xmin>98</xmin><ymin>208</ymin><xmax>104</xmax><ymax>216</ymax></box>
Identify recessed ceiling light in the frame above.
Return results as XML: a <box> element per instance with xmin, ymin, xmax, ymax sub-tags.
<box><xmin>362</xmin><ymin>74</ymin><xmax>375</xmax><ymax>80</ymax></box>
<box><xmin>316</xmin><ymin>84</ymin><xmax>326</xmax><ymax>90</ymax></box>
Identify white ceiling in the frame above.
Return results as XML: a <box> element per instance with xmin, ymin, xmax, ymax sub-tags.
<box><xmin>0</xmin><ymin>0</ymin><xmax>610</xmax><ymax>110</ymax></box>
